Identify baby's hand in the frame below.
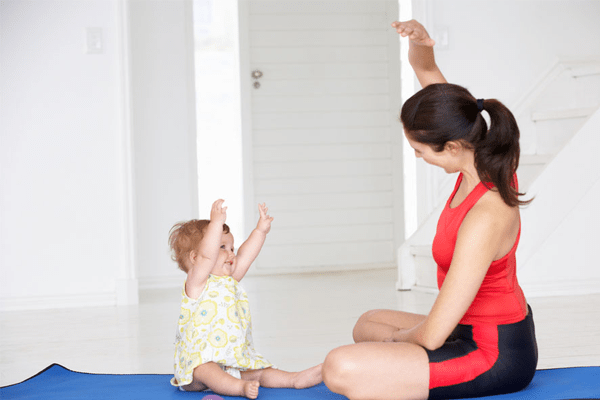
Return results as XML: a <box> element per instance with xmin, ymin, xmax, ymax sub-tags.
<box><xmin>391</xmin><ymin>20</ymin><xmax>435</xmax><ymax>47</ymax></box>
<box><xmin>256</xmin><ymin>203</ymin><xmax>273</xmax><ymax>234</ymax></box>
<box><xmin>210</xmin><ymin>199</ymin><xmax>227</xmax><ymax>225</ymax></box>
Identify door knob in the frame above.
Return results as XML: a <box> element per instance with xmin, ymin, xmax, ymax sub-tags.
<box><xmin>252</xmin><ymin>70</ymin><xmax>263</xmax><ymax>89</ymax></box>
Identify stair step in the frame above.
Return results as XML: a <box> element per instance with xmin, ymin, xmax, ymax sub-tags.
<box><xmin>569</xmin><ymin>64</ymin><xmax>600</xmax><ymax>78</ymax></box>
<box><xmin>521</xmin><ymin>154</ymin><xmax>553</xmax><ymax>165</ymax></box>
<box><xmin>410</xmin><ymin>245</ymin><xmax>438</xmax><ymax>291</ymax></box>
<box><xmin>532</xmin><ymin>107</ymin><xmax>597</xmax><ymax>122</ymax></box>
<box><xmin>410</xmin><ymin>245</ymin><xmax>432</xmax><ymax>257</ymax></box>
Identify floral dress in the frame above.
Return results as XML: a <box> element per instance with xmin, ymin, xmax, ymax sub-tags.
<box><xmin>171</xmin><ymin>275</ymin><xmax>273</xmax><ymax>386</ymax></box>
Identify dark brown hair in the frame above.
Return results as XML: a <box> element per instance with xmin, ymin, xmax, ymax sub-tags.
<box><xmin>400</xmin><ymin>83</ymin><xmax>531</xmax><ymax>207</ymax></box>
<box><xmin>168</xmin><ymin>219</ymin><xmax>231</xmax><ymax>272</ymax></box>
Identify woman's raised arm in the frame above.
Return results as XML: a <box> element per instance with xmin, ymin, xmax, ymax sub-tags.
<box><xmin>392</xmin><ymin>20</ymin><xmax>447</xmax><ymax>87</ymax></box>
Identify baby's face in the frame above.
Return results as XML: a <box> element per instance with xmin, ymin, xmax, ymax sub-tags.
<box><xmin>210</xmin><ymin>232</ymin><xmax>236</xmax><ymax>277</ymax></box>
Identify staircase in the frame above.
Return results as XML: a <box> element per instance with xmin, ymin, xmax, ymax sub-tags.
<box><xmin>516</xmin><ymin>59</ymin><xmax>600</xmax><ymax>188</ymax></box>
<box><xmin>397</xmin><ymin>58</ymin><xmax>600</xmax><ymax>294</ymax></box>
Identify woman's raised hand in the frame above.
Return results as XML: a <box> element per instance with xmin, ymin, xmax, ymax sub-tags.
<box><xmin>392</xmin><ymin>19</ymin><xmax>446</xmax><ymax>87</ymax></box>
<box><xmin>391</xmin><ymin>20</ymin><xmax>435</xmax><ymax>47</ymax></box>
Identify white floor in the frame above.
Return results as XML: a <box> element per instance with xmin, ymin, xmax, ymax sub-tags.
<box><xmin>2</xmin><ymin>269</ymin><xmax>600</xmax><ymax>387</ymax></box>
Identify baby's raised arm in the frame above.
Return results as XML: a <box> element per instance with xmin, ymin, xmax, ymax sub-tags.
<box><xmin>232</xmin><ymin>203</ymin><xmax>273</xmax><ymax>282</ymax></box>
<box><xmin>198</xmin><ymin>200</ymin><xmax>227</xmax><ymax>260</ymax></box>
<box><xmin>186</xmin><ymin>199</ymin><xmax>227</xmax><ymax>298</ymax></box>
<box><xmin>392</xmin><ymin>20</ymin><xmax>447</xmax><ymax>87</ymax></box>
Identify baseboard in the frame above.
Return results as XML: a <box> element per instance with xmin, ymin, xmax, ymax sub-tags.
<box><xmin>407</xmin><ymin>285</ymin><xmax>439</xmax><ymax>294</ymax></box>
<box><xmin>116</xmin><ymin>278</ymin><xmax>139</xmax><ymax>305</ymax></box>
<box><xmin>0</xmin><ymin>292</ymin><xmax>116</xmax><ymax>311</ymax></box>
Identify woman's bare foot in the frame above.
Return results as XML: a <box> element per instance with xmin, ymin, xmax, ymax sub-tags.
<box><xmin>242</xmin><ymin>380</ymin><xmax>260</xmax><ymax>399</ymax></box>
<box><xmin>292</xmin><ymin>363</ymin><xmax>323</xmax><ymax>389</ymax></box>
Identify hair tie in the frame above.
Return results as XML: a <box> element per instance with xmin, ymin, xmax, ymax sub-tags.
<box><xmin>476</xmin><ymin>98</ymin><xmax>485</xmax><ymax>112</ymax></box>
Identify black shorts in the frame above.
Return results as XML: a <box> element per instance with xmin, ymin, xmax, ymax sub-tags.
<box><xmin>426</xmin><ymin>305</ymin><xmax>538</xmax><ymax>399</ymax></box>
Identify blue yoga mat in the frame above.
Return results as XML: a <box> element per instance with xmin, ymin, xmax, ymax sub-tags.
<box><xmin>2</xmin><ymin>364</ymin><xmax>599</xmax><ymax>400</ymax></box>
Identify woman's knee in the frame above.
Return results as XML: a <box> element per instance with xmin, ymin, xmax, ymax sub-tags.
<box><xmin>323</xmin><ymin>350</ymin><xmax>343</xmax><ymax>393</ymax></box>
<box><xmin>323</xmin><ymin>346</ymin><xmax>359</xmax><ymax>395</ymax></box>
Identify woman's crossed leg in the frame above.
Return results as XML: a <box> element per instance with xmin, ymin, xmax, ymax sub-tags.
<box><xmin>323</xmin><ymin>309</ymin><xmax>430</xmax><ymax>400</ymax></box>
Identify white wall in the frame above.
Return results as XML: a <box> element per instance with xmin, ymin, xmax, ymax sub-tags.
<box><xmin>429</xmin><ymin>0</ymin><xmax>600</xmax><ymax>105</ymax></box>
<box><xmin>0</xmin><ymin>0</ymin><xmax>199</xmax><ymax>309</ymax></box>
<box><xmin>0</xmin><ymin>0</ymin><xmax>128</xmax><ymax>309</ymax></box>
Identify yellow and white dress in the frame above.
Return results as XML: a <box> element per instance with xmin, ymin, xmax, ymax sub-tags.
<box><xmin>171</xmin><ymin>275</ymin><xmax>273</xmax><ymax>387</ymax></box>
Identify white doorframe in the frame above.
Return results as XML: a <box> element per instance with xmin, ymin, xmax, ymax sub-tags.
<box><xmin>115</xmin><ymin>0</ymin><xmax>139</xmax><ymax>305</ymax></box>
<box><xmin>387</xmin><ymin>0</ymin><xmax>406</xmax><ymax>252</ymax></box>
<box><xmin>237</xmin><ymin>0</ymin><xmax>256</xmax><ymax>239</ymax></box>
<box><xmin>410</xmin><ymin>0</ymin><xmax>441</xmax><ymax>227</ymax></box>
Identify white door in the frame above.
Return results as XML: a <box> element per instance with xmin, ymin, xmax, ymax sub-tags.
<box><xmin>239</xmin><ymin>0</ymin><xmax>404</xmax><ymax>273</ymax></box>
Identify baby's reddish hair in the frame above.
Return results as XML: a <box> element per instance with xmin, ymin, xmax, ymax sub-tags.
<box><xmin>168</xmin><ymin>219</ymin><xmax>230</xmax><ymax>272</ymax></box>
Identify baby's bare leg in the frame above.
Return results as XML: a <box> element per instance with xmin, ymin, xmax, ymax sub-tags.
<box><xmin>188</xmin><ymin>362</ymin><xmax>260</xmax><ymax>399</ymax></box>
<box><xmin>241</xmin><ymin>364</ymin><xmax>323</xmax><ymax>389</ymax></box>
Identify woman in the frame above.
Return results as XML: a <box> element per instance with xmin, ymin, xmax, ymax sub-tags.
<box><xmin>322</xmin><ymin>20</ymin><xmax>538</xmax><ymax>400</ymax></box>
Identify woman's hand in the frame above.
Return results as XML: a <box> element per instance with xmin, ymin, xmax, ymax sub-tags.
<box><xmin>383</xmin><ymin>328</ymin><xmax>409</xmax><ymax>343</ymax></box>
<box><xmin>391</xmin><ymin>20</ymin><xmax>446</xmax><ymax>87</ymax></box>
<box><xmin>256</xmin><ymin>203</ymin><xmax>273</xmax><ymax>234</ymax></box>
<box><xmin>391</xmin><ymin>20</ymin><xmax>435</xmax><ymax>47</ymax></box>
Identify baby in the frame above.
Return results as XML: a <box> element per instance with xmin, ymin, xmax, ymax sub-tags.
<box><xmin>169</xmin><ymin>199</ymin><xmax>322</xmax><ymax>399</ymax></box>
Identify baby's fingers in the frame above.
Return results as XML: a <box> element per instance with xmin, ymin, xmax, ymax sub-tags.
<box><xmin>212</xmin><ymin>199</ymin><xmax>224</xmax><ymax>212</ymax></box>
<box><xmin>258</xmin><ymin>202</ymin><xmax>269</xmax><ymax>215</ymax></box>
<box><xmin>211</xmin><ymin>199</ymin><xmax>227</xmax><ymax>221</ymax></box>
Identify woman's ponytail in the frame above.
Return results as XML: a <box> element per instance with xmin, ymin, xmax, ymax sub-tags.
<box><xmin>401</xmin><ymin>83</ymin><xmax>532</xmax><ymax>207</ymax></box>
<box><xmin>475</xmin><ymin>99</ymin><xmax>531</xmax><ymax>207</ymax></box>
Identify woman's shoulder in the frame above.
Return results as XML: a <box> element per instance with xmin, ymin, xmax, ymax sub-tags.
<box><xmin>473</xmin><ymin>188</ymin><xmax>519</xmax><ymax>222</ymax></box>
<box><xmin>461</xmin><ymin>188</ymin><xmax>519</xmax><ymax>244</ymax></box>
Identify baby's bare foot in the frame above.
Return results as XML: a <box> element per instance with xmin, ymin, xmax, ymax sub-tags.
<box><xmin>293</xmin><ymin>363</ymin><xmax>323</xmax><ymax>389</ymax></box>
<box><xmin>243</xmin><ymin>380</ymin><xmax>260</xmax><ymax>399</ymax></box>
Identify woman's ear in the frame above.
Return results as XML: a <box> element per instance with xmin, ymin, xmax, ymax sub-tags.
<box><xmin>444</xmin><ymin>141</ymin><xmax>462</xmax><ymax>154</ymax></box>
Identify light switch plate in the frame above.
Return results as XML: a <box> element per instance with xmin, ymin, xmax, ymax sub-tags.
<box><xmin>85</xmin><ymin>27</ymin><xmax>103</xmax><ymax>54</ymax></box>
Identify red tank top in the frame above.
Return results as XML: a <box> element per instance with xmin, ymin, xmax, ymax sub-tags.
<box><xmin>432</xmin><ymin>173</ymin><xmax>527</xmax><ymax>325</ymax></box>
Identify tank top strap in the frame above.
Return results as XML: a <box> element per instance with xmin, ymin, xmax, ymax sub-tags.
<box><xmin>447</xmin><ymin>173</ymin><xmax>464</xmax><ymax>206</ymax></box>
<box><xmin>447</xmin><ymin>173</ymin><xmax>491</xmax><ymax>212</ymax></box>
<box><xmin>464</xmin><ymin>181</ymin><xmax>492</xmax><ymax>209</ymax></box>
